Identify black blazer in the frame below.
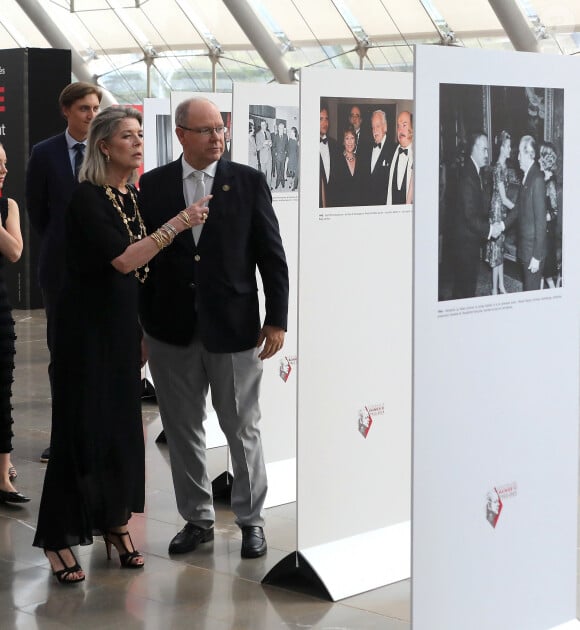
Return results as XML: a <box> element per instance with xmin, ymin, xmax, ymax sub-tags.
<box><xmin>319</xmin><ymin>136</ymin><xmax>340</xmax><ymax>208</ymax></box>
<box><xmin>361</xmin><ymin>139</ymin><xmax>396</xmax><ymax>206</ymax></box>
<box><xmin>505</xmin><ymin>161</ymin><xmax>546</xmax><ymax>264</ymax></box>
<box><xmin>139</xmin><ymin>158</ymin><xmax>289</xmax><ymax>352</ymax></box>
<box><xmin>455</xmin><ymin>158</ymin><xmax>489</xmax><ymax>246</ymax></box>
<box><xmin>26</xmin><ymin>132</ymin><xmax>77</xmax><ymax>292</ymax></box>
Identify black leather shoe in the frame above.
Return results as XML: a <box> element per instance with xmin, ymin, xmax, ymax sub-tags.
<box><xmin>241</xmin><ymin>526</ymin><xmax>267</xmax><ymax>558</ymax></box>
<box><xmin>168</xmin><ymin>523</ymin><xmax>214</xmax><ymax>554</ymax></box>
<box><xmin>0</xmin><ymin>490</ymin><xmax>30</xmax><ymax>503</ymax></box>
<box><xmin>40</xmin><ymin>447</ymin><xmax>50</xmax><ymax>463</ymax></box>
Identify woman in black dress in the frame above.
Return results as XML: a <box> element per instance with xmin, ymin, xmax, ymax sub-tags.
<box><xmin>333</xmin><ymin>126</ymin><xmax>362</xmax><ymax>207</ymax></box>
<box><xmin>33</xmin><ymin>107</ymin><xmax>209</xmax><ymax>584</ymax></box>
<box><xmin>0</xmin><ymin>143</ymin><xmax>28</xmax><ymax>505</ymax></box>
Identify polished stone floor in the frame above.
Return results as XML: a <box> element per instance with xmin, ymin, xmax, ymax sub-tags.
<box><xmin>2</xmin><ymin>310</ymin><xmax>411</xmax><ymax>629</ymax></box>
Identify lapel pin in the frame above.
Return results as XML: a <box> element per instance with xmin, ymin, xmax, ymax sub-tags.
<box><xmin>222</xmin><ymin>184</ymin><xmax>231</xmax><ymax>192</ymax></box>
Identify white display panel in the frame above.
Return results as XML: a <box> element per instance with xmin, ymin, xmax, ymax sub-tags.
<box><xmin>143</xmin><ymin>97</ymin><xmax>171</xmax><ymax>172</ymax></box>
<box><xmin>232</xmin><ymin>83</ymin><xmax>299</xmax><ymax>507</ymax></box>
<box><xmin>264</xmin><ymin>68</ymin><xmax>413</xmax><ymax>600</ymax></box>
<box><xmin>413</xmin><ymin>45</ymin><xmax>580</xmax><ymax>630</ymax></box>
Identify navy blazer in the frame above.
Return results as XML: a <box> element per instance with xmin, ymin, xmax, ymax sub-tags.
<box><xmin>26</xmin><ymin>132</ymin><xmax>77</xmax><ymax>292</ymax></box>
<box><xmin>138</xmin><ymin>158</ymin><xmax>289</xmax><ymax>352</ymax></box>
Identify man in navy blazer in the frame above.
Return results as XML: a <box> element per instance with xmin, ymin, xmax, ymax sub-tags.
<box><xmin>25</xmin><ymin>82</ymin><xmax>102</xmax><ymax>462</ymax></box>
<box><xmin>139</xmin><ymin>97</ymin><xmax>289</xmax><ymax>559</ymax></box>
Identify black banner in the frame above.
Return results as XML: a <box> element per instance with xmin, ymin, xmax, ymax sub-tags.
<box><xmin>0</xmin><ymin>48</ymin><xmax>71</xmax><ymax>309</ymax></box>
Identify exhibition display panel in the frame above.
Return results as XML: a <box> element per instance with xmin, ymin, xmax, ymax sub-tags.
<box><xmin>232</xmin><ymin>82</ymin><xmax>299</xmax><ymax>508</ymax></box>
<box><xmin>413</xmin><ymin>44</ymin><xmax>580</xmax><ymax>630</ymax></box>
<box><xmin>264</xmin><ymin>68</ymin><xmax>414</xmax><ymax>601</ymax></box>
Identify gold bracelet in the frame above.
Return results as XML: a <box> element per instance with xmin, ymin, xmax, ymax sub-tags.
<box><xmin>178</xmin><ymin>210</ymin><xmax>192</xmax><ymax>227</ymax></box>
<box><xmin>158</xmin><ymin>225</ymin><xmax>175</xmax><ymax>244</ymax></box>
<box><xmin>150</xmin><ymin>231</ymin><xmax>165</xmax><ymax>250</ymax></box>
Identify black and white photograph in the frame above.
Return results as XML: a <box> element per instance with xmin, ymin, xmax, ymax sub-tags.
<box><xmin>249</xmin><ymin>104</ymin><xmax>299</xmax><ymax>194</ymax></box>
<box><xmin>319</xmin><ymin>96</ymin><xmax>414</xmax><ymax>208</ymax></box>
<box><xmin>221</xmin><ymin>110</ymin><xmax>232</xmax><ymax>161</ymax></box>
<box><xmin>438</xmin><ymin>84</ymin><xmax>564</xmax><ymax>301</ymax></box>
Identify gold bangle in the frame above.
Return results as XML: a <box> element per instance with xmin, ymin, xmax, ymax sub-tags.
<box><xmin>150</xmin><ymin>231</ymin><xmax>165</xmax><ymax>250</ymax></box>
<box><xmin>178</xmin><ymin>210</ymin><xmax>192</xmax><ymax>227</ymax></box>
<box><xmin>159</xmin><ymin>225</ymin><xmax>175</xmax><ymax>244</ymax></box>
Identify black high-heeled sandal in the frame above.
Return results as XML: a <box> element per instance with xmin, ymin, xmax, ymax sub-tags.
<box><xmin>103</xmin><ymin>530</ymin><xmax>144</xmax><ymax>569</ymax></box>
<box><xmin>44</xmin><ymin>548</ymin><xmax>85</xmax><ymax>584</ymax></box>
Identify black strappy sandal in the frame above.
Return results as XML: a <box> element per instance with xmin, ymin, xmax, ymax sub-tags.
<box><xmin>103</xmin><ymin>530</ymin><xmax>144</xmax><ymax>569</ymax></box>
<box><xmin>44</xmin><ymin>548</ymin><xmax>85</xmax><ymax>584</ymax></box>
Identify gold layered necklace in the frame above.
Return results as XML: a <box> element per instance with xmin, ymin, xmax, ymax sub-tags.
<box><xmin>103</xmin><ymin>185</ymin><xmax>149</xmax><ymax>283</ymax></box>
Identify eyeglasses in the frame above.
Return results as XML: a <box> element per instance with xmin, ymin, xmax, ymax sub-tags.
<box><xmin>178</xmin><ymin>125</ymin><xmax>225</xmax><ymax>136</ymax></box>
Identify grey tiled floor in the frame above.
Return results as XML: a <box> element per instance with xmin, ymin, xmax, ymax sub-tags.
<box><xmin>2</xmin><ymin>310</ymin><xmax>411</xmax><ymax>629</ymax></box>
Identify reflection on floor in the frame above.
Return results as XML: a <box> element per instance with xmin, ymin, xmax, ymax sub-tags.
<box><xmin>2</xmin><ymin>310</ymin><xmax>410</xmax><ymax>630</ymax></box>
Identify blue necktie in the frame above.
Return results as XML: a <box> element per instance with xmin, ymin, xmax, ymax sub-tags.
<box><xmin>73</xmin><ymin>143</ymin><xmax>85</xmax><ymax>181</ymax></box>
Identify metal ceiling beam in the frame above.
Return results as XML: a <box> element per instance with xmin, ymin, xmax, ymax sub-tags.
<box><xmin>488</xmin><ymin>0</ymin><xmax>540</xmax><ymax>52</ymax></box>
<box><xmin>222</xmin><ymin>0</ymin><xmax>296</xmax><ymax>84</ymax></box>
<box><xmin>15</xmin><ymin>0</ymin><xmax>117</xmax><ymax>105</ymax></box>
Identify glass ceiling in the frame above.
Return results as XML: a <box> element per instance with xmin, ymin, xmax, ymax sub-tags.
<box><xmin>1</xmin><ymin>0</ymin><xmax>579</xmax><ymax>103</ymax></box>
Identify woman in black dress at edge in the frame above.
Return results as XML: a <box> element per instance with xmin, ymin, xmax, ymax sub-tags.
<box><xmin>0</xmin><ymin>143</ymin><xmax>28</xmax><ymax>504</ymax></box>
<box><xmin>33</xmin><ymin>107</ymin><xmax>210</xmax><ymax>584</ymax></box>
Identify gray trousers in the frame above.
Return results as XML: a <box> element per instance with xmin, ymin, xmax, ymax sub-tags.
<box><xmin>145</xmin><ymin>333</ymin><xmax>267</xmax><ymax>529</ymax></box>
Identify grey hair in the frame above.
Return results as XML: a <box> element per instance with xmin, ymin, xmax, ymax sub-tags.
<box><xmin>520</xmin><ymin>134</ymin><xmax>536</xmax><ymax>159</ymax></box>
<box><xmin>79</xmin><ymin>106</ymin><xmax>143</xmax><ymax>186</ymax></box>
<box><xmin>372</xmin><ymin>110</ymin><xmax>387</xmax><ymax>126</ymax></box>
<box><xmin>174</xmin><ymin>97</ymin><xmax>217</xmax><ymax>128</ymax></box>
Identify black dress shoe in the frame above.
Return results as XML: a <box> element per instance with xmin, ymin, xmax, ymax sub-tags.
<box><xmin>0</xmin><ymin>490</ymin><xmax>30</xmax><ymax>503</ymax></box>
<box><xmin>40</xmin><ymin>447</ymin><xmax>50</xmax><ymax>463</ymax></box>
<box><xmin>168</xmin><ymin>523</ymin><xmax>214</xmax><ymax>554</ymax></box>
<box><xmin>241</xmin><ymin>526</ymin><xmax>267</xmax><ymax>558</ymax></box>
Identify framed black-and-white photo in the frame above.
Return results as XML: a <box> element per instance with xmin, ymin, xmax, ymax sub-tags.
<box><xmin>438</xmin><ymin>83</ymin><xmax>564</xmax><ymax>301</ymax></box>
<box><xmin>248</xmin><ymin>104</ymin><xmax>300</xmax><ymax>197</ymax></box>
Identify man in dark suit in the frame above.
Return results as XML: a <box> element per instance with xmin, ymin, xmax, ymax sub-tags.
<box><xmin>348</xmin><ymin>105</ymin><xmax>370</xmax><ymax>157</ymax></box>
<box><xmin>139</xmin><ymin>97</ymin><xmax>289</xmax><ymax>560</ymax></box>
<box><xmin>272</xmin><ymin>122</ymin><xmax>288</xmax><ymax>189</ymax></box>
<box><xmin>364</xmin><ymin>110</ymin><xmax>396</xmax><ymax>206</ymax></box>
<box><xmin>512</xmin><ymin>135</ymin><xmax>546</xmax><ymax>291</ymax></box>
<box><xmin>222</xmin><ymin>126</ymin><xmax>232</xmax><ymax>161</ymax></box>
<box><xmin>255</xmin><ymin>119</ymin><xmax>273</xmax><ymax>188</ymax></box>
<box><xmin>387</xmin><ymin>110</ymin><xmax>414</xmax><ymax>205</ymax></box>
<box><xmin>25</xmin><ymin>82</ymin><xmax>102</xmax><ymax>462</ymax></box>
<box><xmin>452</xmin><ymin>132</ymin><xmax>502</xmax><ymax>299</ymax></box>
<box><xmin>319</xmin><ymin>103</ymin><xmax>339</xmax><ymax>207</ymax></box>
